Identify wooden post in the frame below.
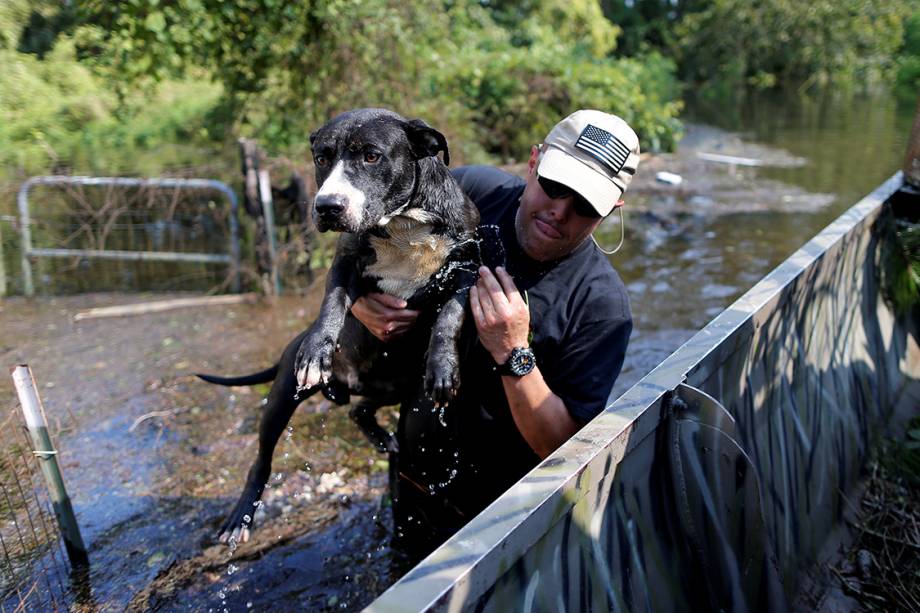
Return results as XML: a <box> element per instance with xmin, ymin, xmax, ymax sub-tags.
<box><xmin>11</xmin><ymin>365</ymin><xmax>89</xmax><ymax>568</ymax></box>
<box><xmin>904</xmin><ymin>94</ymin><xmax>920</xmax><ymax>187</ymax></box>
<box><xmin>238</xmin><ymin>139</ymin><xmax>263</xmax><ymax>218</ymax></box>
<box><xmin>258</xmin><ymin>169</ymin><xmax>282</xmax><ymax>295</ymax></box>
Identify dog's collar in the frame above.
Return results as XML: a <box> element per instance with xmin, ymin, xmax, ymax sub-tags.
<box><xmin>377</xmin><ymin>200</ymin><xmax>412</xmax><ymax>226</ymax></box>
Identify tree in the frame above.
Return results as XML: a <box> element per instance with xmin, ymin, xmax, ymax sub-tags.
<box><xmin>672</xmin><ymin>0</ymin><xmax>912</xmax><ymax>89</ymax></box>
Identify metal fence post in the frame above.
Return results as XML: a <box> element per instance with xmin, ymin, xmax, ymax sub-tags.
<box><xmin>17</xmin><ymin>180</ymin><xmax>35</xmax><ymax>296</ymax></box>
<box><xmin>0</xmin><ymin>217</ymin><xmax>7</xmax><ymax>297</ymax></box>
<box><xmin>904</xmin><ymin>93</ymin><xmax>920</xmax><ymax>187</ymax></box>
<box><xmin>258</xmin><ymin>169</ymin><xmax>282</xmax><ymax>295</ymax></box>
<box><xmin>11</xmin><ymin>365</ymin><xmax>88</xmax><ymax>568</ymax></box>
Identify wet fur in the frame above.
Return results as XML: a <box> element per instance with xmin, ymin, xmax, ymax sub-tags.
<box><xmin>197</xmin><ymin>109</ymin><xmax>479</xmax><ymax>544</ymax></box>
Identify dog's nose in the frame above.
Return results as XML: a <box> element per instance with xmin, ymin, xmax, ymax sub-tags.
<box><xmin>314</xmin><ymin>194</ymin><xmax>347</xmax><ymax>216</ymax></box>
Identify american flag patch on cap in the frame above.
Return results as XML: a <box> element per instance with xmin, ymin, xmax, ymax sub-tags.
<box><xmin>575</xmin><ymin>124</ymin><xmax>631</xmax><ymax>175</ymax></box>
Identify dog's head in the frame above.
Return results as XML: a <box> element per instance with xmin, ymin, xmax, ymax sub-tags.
<box><xmin>309</xmin><ymin>108</ymin><xmax>449</xmax><ymax>233</ymax></box>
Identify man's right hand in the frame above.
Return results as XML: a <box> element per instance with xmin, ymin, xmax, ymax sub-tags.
<box><xmin>350</xmin><ymin>293</ymin><xmax>420</xmax><ymax>342</ymax></box>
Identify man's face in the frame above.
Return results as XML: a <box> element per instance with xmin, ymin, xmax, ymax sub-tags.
<box><xmin>515</xmin><ymin>146</ymin><xmax>605</xmax><ymax>262</ymax></box>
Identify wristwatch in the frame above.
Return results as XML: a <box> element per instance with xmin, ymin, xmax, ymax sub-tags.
<box><xmin>497</xmin><ymin>347</ymin><xmax>536</xmax><ymax>377</ymax></box>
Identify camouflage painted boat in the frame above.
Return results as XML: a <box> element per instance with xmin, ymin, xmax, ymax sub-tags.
<box><xmin>369</xmin><ymin>172</ymin><xmax>920</xmax><ymax>612</ymax></box>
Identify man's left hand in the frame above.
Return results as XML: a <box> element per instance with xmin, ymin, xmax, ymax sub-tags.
<box><xmin>470</xmin><ymin>266</ymin><xmax>530</xmax><ymax>365</ymax></box>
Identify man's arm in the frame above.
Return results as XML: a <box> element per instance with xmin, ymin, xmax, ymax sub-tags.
<box><xmin>470</xmin><ymin>266</ymin><xmax>579</xmax><ymax>458</ymax></box>
<box><xmin>500</xmin><ymin>365</ymin><xmax>579</xmax><ymax>459</ymax></box>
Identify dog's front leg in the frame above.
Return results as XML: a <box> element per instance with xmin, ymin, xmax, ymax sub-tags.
<box><xmin>294</xmin><ymin>247</ymin><xmax>358</xmax><ymax>390</ymax></box>
<box><xmin>425</xmin><ymin>289</ymin><xmax>469</xmax><ymax>405</ymax></box>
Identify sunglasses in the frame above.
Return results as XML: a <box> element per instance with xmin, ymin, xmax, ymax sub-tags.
<box><xmin>537</xmin><ymin>176</ymin><xmax>601</xmax><ymax>218</ymax></box>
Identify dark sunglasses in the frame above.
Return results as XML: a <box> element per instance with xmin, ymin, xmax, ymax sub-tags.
<box><xmin>537</xmin><ymin>176</ymin><xmax>601</xmax><ymax>218</ymax></box>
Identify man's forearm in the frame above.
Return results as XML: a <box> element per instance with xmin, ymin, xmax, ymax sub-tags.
<box><xmin>501</xmin><ymin>365</ymin><xmax>580</xmax><ymax>459</ymax></box>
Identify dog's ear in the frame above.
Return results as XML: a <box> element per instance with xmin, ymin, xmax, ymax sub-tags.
<box><xmin>404</xmin><ymin>119</ymin><xmax>450</xmax><ymax>166</ymax></box>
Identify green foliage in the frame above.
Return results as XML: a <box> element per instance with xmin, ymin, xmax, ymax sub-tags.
<box><xmin>70</xmin><ymin>0</ymin><xmax>682</xmax><ymax>158</ymax></box>
<box><xmin>905</xmin><ymin>12</ymin><xmax>920</xmax><ymax>55</ymax></box>
<box><xmin>896</xmin><ymin>12</ymin><xmax>920</xmax><ymax>100</ymax></box>
<box><xmin>672</xmin><ymin>0</ymin><xmax>911</xmax><ymax>90</ymax></box>
<box><xmin>604</xmin><ymin>0</ymin><xmax>918</xmax><ymax>91</ymax></box>
<box><xmin>881</xmin><ymin>417</ymin><xmax>920</xmax><ymax>488</ymax></box>
<box><xmin>879</xmin><ymin>211</ymin><xmax>920</xmax><ymax>315</ymax></box>
<box><xmin>601</xmin><ymin>0</ymin><xmax>704</xmax><ymax>57</ymax></box>
<box><xmin>0</xmin><ymin>34</ymin><xmax>221</xmax><ymax>176</ymax></box>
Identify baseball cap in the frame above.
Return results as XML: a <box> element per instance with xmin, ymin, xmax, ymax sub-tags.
<box><xmin>537</xmin><ymin>110</ymin><xmax>640</xmax><ymax>217</ymax></box>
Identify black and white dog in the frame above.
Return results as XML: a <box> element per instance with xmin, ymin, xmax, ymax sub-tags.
<box><xmin>197</xmin><ymin>109</ymin><xmax>480</xmax><ymax>543</ymax></box>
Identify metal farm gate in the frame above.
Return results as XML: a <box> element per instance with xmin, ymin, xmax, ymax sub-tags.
<box><xmin>15</xmin><ymin>176</ymin><xmax>241</xmax><ymax>296</ymax></box>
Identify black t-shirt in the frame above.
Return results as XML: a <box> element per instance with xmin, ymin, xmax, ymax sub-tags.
<box><xmin>395</xmin><ymin>165</ymin><xmax>632</xmax><ymax>523</ymax></box>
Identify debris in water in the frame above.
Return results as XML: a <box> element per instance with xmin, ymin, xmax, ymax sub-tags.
<box><xmin>655</xmin><ymin>171</ymin><xmax>683</xmax><ymax>186</ymax></box>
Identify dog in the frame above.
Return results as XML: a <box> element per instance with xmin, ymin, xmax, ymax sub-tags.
<box><xmin>197</xmin><ymin>109</ymin><xmax>480</xmax><ymax>543</ymax></box>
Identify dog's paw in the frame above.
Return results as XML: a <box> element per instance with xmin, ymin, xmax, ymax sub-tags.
<box><xmin>294</xmin><ymin>334</ymin><xmax>335</xmax><ymax>390</ymax></box>
<box><xmin>217</xmin><ymin>492</ymin><xmax>263</xmax><ymax>546</ymax></box>
<box><xmin>425</xmin><ymin>358</ymin><xmax>459</xmax><ymax>406</ymax></box>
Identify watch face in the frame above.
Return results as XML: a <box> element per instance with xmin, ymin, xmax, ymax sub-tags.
<box><xmin>509</xmin><ymin>348</ymin><xmax>536</xmax><ymax>376</ymax></box>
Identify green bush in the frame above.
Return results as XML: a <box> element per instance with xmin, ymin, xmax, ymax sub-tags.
<box><xmin>672</xmin><ymin>0</ymin><xmax>912</xmax><ymax>90</ymax></box>
<box><xmin>70</xmin><ymin>0</ymin><xmax>682</xmax><ymax>160</ymax></box>
<box><xmin>0</xmin><ymin>34</ymin><xmax>222</xmax><ymax>178</ymax></box>
<box><xmin>896</xmin><ymin>12</ymin><xmax>920</xmax><ymax>101</ymax></box>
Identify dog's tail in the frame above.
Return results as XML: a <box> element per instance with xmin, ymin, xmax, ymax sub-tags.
<box><xmin>195</xmin><ymin>364</ymin><xmax>278</xmax><ymax>387</ymax></box>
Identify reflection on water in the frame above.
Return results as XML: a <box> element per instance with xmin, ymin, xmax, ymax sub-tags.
<box><xmin>606</xmin><ymin>89</ymin><xmax>915</xmax><ymax>396</ymax></box>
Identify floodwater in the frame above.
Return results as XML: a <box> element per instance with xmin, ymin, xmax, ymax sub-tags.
<box><xmin>0</xmin><ymin>90</ymin><xmax>915</xmax><ymax>611</ymax></box>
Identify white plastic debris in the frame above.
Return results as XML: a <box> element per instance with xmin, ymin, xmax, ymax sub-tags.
<box><xmin>655</xmin><ymin>171</ymin><xmax>683</xmax><ymax>186</ymax></box>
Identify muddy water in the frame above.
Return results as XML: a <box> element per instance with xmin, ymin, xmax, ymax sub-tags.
<box><xmin>607</xmin><ymin>90</ymin><xmax>915</xmax><ymax>397</ymax></box>
<box><xmin>1</xmin><ymin>91</ymin><xmax>915</xmax><ymax>611</ymax></box>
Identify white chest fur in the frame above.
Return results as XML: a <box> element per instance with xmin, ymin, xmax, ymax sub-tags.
<box><xmin>366</xmin><ymin>210</ymin><xmax>456</xmax><ymax>300</ymax></box>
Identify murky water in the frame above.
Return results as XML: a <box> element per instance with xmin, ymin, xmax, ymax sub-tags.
<box><xmin>607</xmin><ymin>89</ymin><xmax>915</xmax><ymax>397</ymax></box>
<box><xmin>1</xmin><ymin>90</ymin><xmax>916</xmax><ymax>611</ymax></box>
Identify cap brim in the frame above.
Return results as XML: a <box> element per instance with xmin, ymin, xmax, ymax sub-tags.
<box><xmin>538</xmin><ymin>147</ymin><xmax>622</xmax><ymax>216</ymax></box>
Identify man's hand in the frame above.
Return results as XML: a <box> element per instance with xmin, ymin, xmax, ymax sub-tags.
<box><xmin>350</xmin><ymin>293</ymin><xmax>420</xmax><ymax>342</ymax></box>
<box><xmin>470</xmin><ymin>266</ymin><xmax>530</xmax><ymax>365</ymax></box>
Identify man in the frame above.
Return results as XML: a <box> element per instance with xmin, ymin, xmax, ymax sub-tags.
<box><xmin>351</xmin><ymin>110</ymin><xmax>639</xmax><ymax>558</ymax></box>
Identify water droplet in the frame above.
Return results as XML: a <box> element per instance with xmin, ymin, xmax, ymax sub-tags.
<box><xmin>227</xmin><ymin>564</ymin><xmax>239</xmax><ymax>575</ymax></box>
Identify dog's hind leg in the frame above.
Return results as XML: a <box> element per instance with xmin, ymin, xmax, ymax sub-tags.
<box><xmin>349</xmin><ymin>398</ymin><xmax>397</xmax><ymax>454</ymax></box>
<box><xmin>218</xmin><ymin>332</ymin><xmax>312</xmax><ymax>544</ymax></box>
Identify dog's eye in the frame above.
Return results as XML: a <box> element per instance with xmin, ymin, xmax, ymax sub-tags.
<box><xmin>315</xmin><ymin>155</ymin><xmax>329</xmax><ymax>167</ymax></box>
<box><xmin>364</xmin><ymin>152</ymin><xmax>380</xmax><ymax>164</ymax></box>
